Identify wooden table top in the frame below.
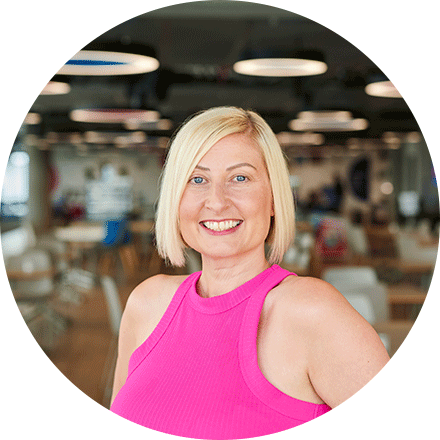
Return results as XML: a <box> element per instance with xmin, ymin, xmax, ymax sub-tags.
<box><xmin>387</xmin><ymin>284</ymin><xmax>428</xmax><ymax>305</ymax></box>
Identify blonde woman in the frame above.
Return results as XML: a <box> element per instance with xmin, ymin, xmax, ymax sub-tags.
<box><xmin>110</xmin><ymin>107</ymin><xmax>389</xmax><ymax>439</ymax></box>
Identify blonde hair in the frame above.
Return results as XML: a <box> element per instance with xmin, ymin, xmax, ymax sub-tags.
<box><xmin>155</xmin><ymin>106</ymin><xmax>295</xmax><ymax>267</ymax></box>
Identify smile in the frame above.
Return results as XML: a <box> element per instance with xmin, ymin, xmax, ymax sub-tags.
<box><xmin>201</xmin><ymin>220</ymin><xmax>242</xmax><ymax>232</ymax></box>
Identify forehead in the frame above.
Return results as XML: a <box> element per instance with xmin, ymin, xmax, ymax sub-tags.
<box><xmin>197</xmin><ymin>133</ymin><xmax>265</xmax><ymax>166</ymax></box>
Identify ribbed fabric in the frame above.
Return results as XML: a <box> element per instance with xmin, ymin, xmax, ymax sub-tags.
<box><xmin>111</xmin><ymin>265</ymin><xmax>331</xmax><ymax>438</ymax></box>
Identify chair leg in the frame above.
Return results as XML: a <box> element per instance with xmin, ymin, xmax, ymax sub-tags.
<box><xmin>118</xmin><ymin>245</ymin><xmax>139</xmax><ymax>279</ymax></box>
<box><xmin>99</xmin><ymin>252</ymin><xmax>114</xmax><ymax>276</ymax></box>
<box><xmin>101</xmin><ymin>336</ymin><xmax>118</xmax><ymax>409</ymax></box>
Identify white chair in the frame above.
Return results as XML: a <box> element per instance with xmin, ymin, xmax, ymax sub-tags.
<box><xmin>322</xmin><ymin>266</ymin><xmax>378</xmax><ymax>287</ymax></box>
<box><xmin>346</xmin><ymin>223</ymin><xmax>369</xmax><ymax>256</ymax></box>
<box><xmin>1</xmin><ymin>223</ymin><xmax>37</xmax><ymax>260</ymax></box>
<box><xmin>100</xmin><ymin>275</ymin><xmax>123</xmax><ymax>407</ymax></box>
<box><xmin>101</xmin><ymin>275</ymin><xmax>122</xmax><ymax>335</ymax></box>
<box><xmin>395</xmin><ymin>231</ymin><xmax>438</xmax><ymax>265</ymax></box>
<box><xmin>322</xmin><ymin>266</ymin><xmax>388</xmax><ymax>322</ymax></box>
<box><xmin>343</xmin><ymin>292</ymin><xmax>390</xmax><ymax>352</ymax></box>
<box><xmin>343</xmin><ymin>292</ymin><xmax>376</xmax><ymax>323</ymax></box>
<box><xmin>6</xmin><ymin>247</ymin><xmax>67</xmax><ymax>351</ymax></box>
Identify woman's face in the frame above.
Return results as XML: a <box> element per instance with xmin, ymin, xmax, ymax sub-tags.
<box><xmin>179</xmin><ymin>132</ymin><xmax>274</xmax><ymax>264</ymax></box>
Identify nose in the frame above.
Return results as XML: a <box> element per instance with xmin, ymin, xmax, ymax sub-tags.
<box><xmin>205</xmin><ymin>182</ymin><xmax>230</xmax><ymax>213</ymax></box>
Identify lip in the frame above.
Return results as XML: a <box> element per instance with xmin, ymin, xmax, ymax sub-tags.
<box><xmin>199</xmin><ymin>219</ymin><xmax>243</xmax><ymax>235</ymax></box>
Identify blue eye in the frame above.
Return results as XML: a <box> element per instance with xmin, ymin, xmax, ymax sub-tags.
<box><xmin>234</xmin><ymin>175</ymin><xmax>247</xmax><ymax>182</ymax></box>
<box><xmin>191</xmin><ymin>176</ymin><xmax>204</xmax><ymax>184</ymax></box>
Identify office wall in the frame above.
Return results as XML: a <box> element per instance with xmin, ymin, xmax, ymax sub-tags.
<box><xmin>49</xmin><ymin>147</ymin><xmax>164</xmax><ymax>217</ymax></box>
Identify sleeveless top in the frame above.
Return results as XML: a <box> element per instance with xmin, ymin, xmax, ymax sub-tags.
<box><xmin>110</xmin><ymin>265</ymin><xmax>331</xmax><ymax>438</ymax></box>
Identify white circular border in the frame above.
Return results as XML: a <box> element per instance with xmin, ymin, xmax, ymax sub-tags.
<box><xmin>1</xmin><ymin>1</ymin><xmax>438</xmax><ymax>440</ymax></box>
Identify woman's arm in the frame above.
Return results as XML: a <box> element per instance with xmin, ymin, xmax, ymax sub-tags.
<box><xmin>296</xmin><ymin>277</ymin><xmax>390</xmax><ymax>408</ymax></box>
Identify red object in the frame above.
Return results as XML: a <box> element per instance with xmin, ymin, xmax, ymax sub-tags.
<box><xmin>315</xmin><ymin>218</ymin><xmax>349</xmax><ymax>261</ymax></box>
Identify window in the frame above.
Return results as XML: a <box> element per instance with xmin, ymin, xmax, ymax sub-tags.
<box><xmin>1</xmin><ymin>151</ymin><xmax>30</xmax><ymax>219</ymax></box>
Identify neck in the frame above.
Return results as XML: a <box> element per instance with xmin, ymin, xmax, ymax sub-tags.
<box><xmin>197</xmin><ymin>253</ymin><xmax>270</xmax><ymax>298</ymax></box>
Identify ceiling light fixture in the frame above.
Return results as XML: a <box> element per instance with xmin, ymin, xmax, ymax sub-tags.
<box><xmin>233</xmin><ymin>49</ymin><xmax>327</xmax><ymax>77</ymax></box>
<box><xmin>24</xmin><ymin>112</ymin><xmax>41</xmax><ymax>125</ymax></box>
<box><xmin>58</xmin><ymin>48</ymin><xmax>159</xmax><ymax>76</ymax></box>
<box><xmin>70</xmin><ymin>108</ymin><xmax>160</xmax><ymax>124</ymax></box>
<box><xmin>40</xmin><ymin>81</ymin><xmax>71</xmax><ymax>95</ymax></box>
<box><xmin>365</xmin><ymin>80</ymin><xmax>402</xmax><ymax>98</ymax></box>
<box><xmin>289</xmin><ymin>110</ymin><xmax>369</xmax><ymax>132</ymax></box>
<box><xmin>124</xmin><ymin>118</ymin><xmax>173</xmax><ymax>131</ymax></box>
<box><xmin>276</xmin><ymin>131</ymin><xmax>324</xmax><ymax>146</ymax></box>
<box><xmin>84</xmin><ymin>131</ymin><xmax>145</xmax><ymax>145</ymax></box>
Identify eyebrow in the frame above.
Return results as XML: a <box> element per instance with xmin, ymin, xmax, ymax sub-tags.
<box><xmin>194</xmin><ymin>162</ymin><xmax>257</xmax><ymax>172</ymax></box>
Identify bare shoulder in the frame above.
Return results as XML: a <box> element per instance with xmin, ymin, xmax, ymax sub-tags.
<box><xmin>122</xmin><ymin>273</ymin><xmax>189</xmax><ymax>346</ymax></box>
<box><xmin>125</xmin><ymin>273</ymin><xmax>188</xmax><ymax>321</ymax></box>
<box><xmin>272</xmin><ymin>275</ymin><xmax>389</xmax><ymax>407</ymax></box>
<box><xmin>271</xmin><ymin>275</ymin><xmax>353</xmax><ymax>325</ymax></box>
<box><xmin>270</xmin><ymin>274</ymin><xmax>387</xmax><ymax>349</ymax></box>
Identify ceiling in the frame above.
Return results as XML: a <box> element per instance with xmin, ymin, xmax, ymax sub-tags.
<box><xmin>26</xmin><ymin>1</ymin><xmax>419</xmax><ymax>152</ymax></box>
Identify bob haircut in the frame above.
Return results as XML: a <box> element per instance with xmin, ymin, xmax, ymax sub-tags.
<box><xmin>155</xmin><ymin>106</ymin><xmax>295</xmax><ymax>267</ymax></box>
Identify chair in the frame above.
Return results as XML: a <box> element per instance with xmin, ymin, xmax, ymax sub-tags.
<box><xmin>100</xmin><ymin>219</ymin><xmax>139</xmax><ymax>279</ymax></box>
<box><xmin>1</xmin><ymin>223</ymin><xmax>37</xmax><ymax>259</ymax></box>
<box><xmin>345</xmin><ymin>223</ymin><xmax>369</xmax><ymax>256</ymax></box>
<box><xmin>343</xmin><ymin>292</ymin><xmax>390</xmax><ymax>352</ymax></box>
<box><xmin>343</xmin><ymin>292</ymin><xmax>376</xmax><ymax>323</ymax></box>
<box><xmin>322</xmin><ymin>266</ymin><xmax>378</xmax><ymax>287</ymax></box>
<box><xmin>322</xmin><ymin>266</ymin><xmax>391</xmax><ymax>352</ymax></box>
<box><xmin>322</xmin><ymin>266</ymin><xmax>388</xmax><ymax>322</ymax></box>
<box><xmin>395</xmin><ymin>231</ymin><xmax>438</xmax><ymax>265</ymax></box>
<box><xmin>100</xmin><ymin>275</ymin><xmax>123</xmax><ymax>408</ymax></box>
<box><xmin>6</xmin><ymin>247</ymin><xmax>67</xmax><ymax>351</ymax></box>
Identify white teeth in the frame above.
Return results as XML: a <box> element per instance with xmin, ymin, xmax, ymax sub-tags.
<box><xmin>203</xmin><ymin>220</ymin><xmax>241</xmax><ymax>231</ymax></box>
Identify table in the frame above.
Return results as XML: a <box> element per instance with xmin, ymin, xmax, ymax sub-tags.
<box><xmin>387</xmin><ymin>283</ymin><xmax>428</xmax><ymax>320</ymax></box>
<box><xmin>387</xmin><ymin>284</ymin><xmax>428</xmax><ymax>305</ymax></box>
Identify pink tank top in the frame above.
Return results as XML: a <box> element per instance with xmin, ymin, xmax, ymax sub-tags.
<box><xmin>111</xmin><ymin>265</ymin><xmax>331</xmax><ymax>438</ymax></box>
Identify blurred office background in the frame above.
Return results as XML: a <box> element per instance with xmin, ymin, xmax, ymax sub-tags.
<box><xmin>1</xmin><ymin>1</ymin><xmax>438</xmax><ymax>408</ymax></box>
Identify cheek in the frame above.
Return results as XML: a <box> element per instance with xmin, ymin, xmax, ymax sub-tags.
<box><xmin>179</xmin><ymin>191</ymin><xmax>201</xmax><ymax>228</ymax></box>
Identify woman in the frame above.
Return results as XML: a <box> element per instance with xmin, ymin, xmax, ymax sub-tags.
<box><xmin>110</xmin><ymin>107</ymin><xmax>389</xmax><ymax>438</ymax></box>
